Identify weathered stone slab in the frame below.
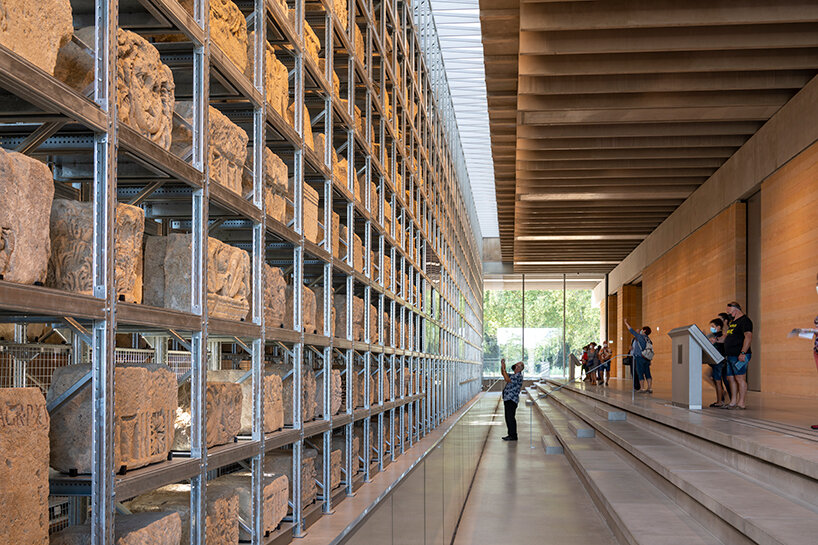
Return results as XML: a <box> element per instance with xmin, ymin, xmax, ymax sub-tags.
<box><xmin>303</xmin><ymin>182</ymin><xmax>320</xmax><ymax>245</ymax></box>
<box><xmin>125</xmin><ymin>483</ymin><xmax>239</xmax><ymax>545</ymax></box>
<box><xmin>353</xmin><ymin>233</ymin><xmax>364</xmax><ymax>272</ymax></box>
<box><xmin>330</xmin><ymin>433</ymin><xmax>360</xmax><ymax>464</ymax></box>
<box><xmin>331</xmin><ymin>211</ymin><xmax>341</xmax><ymax>258</ymax></box>
<box><xmin>264</xmin><ymin>263</ymin><xmax>287</xmax><ymax>328</ymax></box>
<box><xmin>369</xmin><ymin>304</ymin><xmax>379</xmax><ymax>343</ymax></box>
<box><xmin>242</xmin><ymin>147</ymin><xmax>288</xmax><ymax>221</ymax></box>
<box><xmin>247</xmin><ymin>32</ymin><xmax>289</xmax><ymax>118</ymax></box>
<box><xmin>51</xmin><ymin>512</ymin><xmax>182</xmax><ymax>545</ymax></box>
<box><xmin>315</xmin><ymin>368</ymin><xmax>342</xmax><ymax>417</ymax></box>
<box><xmin>382</xmin><ymin>254</ymin><xmax>392</xmax><ymax>290</ymax></box>
<box><xmin>208</xmin><ymin>370</ymin><xmax>283</xmax><ymax>434</ymax></box>
<box><xmin>284</xmin><ymin>282</ymin><xmax>317</xmax><ymax>333</ymax></box>
<box><xmin>333</xmin><ymin>0</ymin><xmax>348</xmax><ymax>31</ymax></box>
<box><xmin>174</xmin><ymin>380</ymin><xmax>243</xmax><ymax>450</ymax></box>
<box><xmin>334</xmin><ymin>156</ymin><xmax>349</xmax><ymax>186</ymax></box>
<box><xmin>0</xmin><ymin>150</ymin><xmax>54</xmax><ymax>285</ymax></box>
<box><xmin>353</xmin><ymin>362</ymin><xmax>376</xmax><ymax>408</ymax></box>
<box><xmin>47</xmin><ymin>200</ymin><xmax>144</xmax><ymax>303</ymax></box>
<box><xmin>264</xmin><ymin>449</ymin><xmax>317</xmax><ymax>507</ymax></box>
<box><xmin>0</xmin><ymin>0</ymin><xmax>72</xmax><ymax>76</ymax></box>
<box><xmin>312</xmin><ymin>446</ymin><xmax>342</xmax><ymax>490</ymax></box>
<box><xmin>143</xmin><ymin>234</ymin><xmax>250</xmax><ymax>321</ymax></box>
<box><xmin>180</xmin><ymin>0</ymin><xmax>248</xmax><ymax>73</ymax></box>
<box><xmin>318</xmin><ymin>58</ymin><xmax>341</xmax><ymax>98</ymax></box>
<box><xmin>304</xmin><ymin>21</ymin><xmax>321</xmax><ymax>67</ymax></box>
<box><xmin>314</xmin><ymin>285</ymin><xmax>336</xmax><ymax>337</ymax></box>
<box><xmin>211</xmin><ymin>472</ymin><xmax>288</xmax><ymax>539</ymax></box>
<box><xmin>370</xmin><ymin>181</ymin><xmax>379</xmax><ymax>218</ymax></box>
<box><xmin>48</xmin><ymin>364</ymin><xmax>176</xmax><ymax>474</ymax></box>
<box><xmin>57</xmin><ymin>28</ymin><xmax>175</xmax><ymax>149</ymax></box>
<box><xmin>0</xmin><ymin>388</ymin><xmax>49</xmax><ymax>545</ymax></box>
<box><xmin>287</xmin><ymin>102</ymin><xmax>314</xmax><ymax>151</ymax></box>
<box><xmin>266</xmin><ymin>362</ymin><xmax>317</xmax><ymax>425</ymax></box>
<box><xmin>354</xmin><ymin>24</ymin><xmax>364</xmax><ymax>64</ymax></box>
<box><xmin>333</xmin><ymin>294</ymin><xmax>364</xmax><ymax>341</ymax></box>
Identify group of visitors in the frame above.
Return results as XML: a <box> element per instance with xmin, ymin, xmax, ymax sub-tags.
<box><xmin>625</xmin><ymin>319</ymin><xmax>654</xmax><ymax>393</ymax></box>
<box><xmin>706</xmin><ymin>302</ymin><xmax>753</xmax><ymax>410</ymax></box>
<box><xmin>581</xmin><ymin>342</ymin><xmax>612</xmax><ymax>386</ymax></box>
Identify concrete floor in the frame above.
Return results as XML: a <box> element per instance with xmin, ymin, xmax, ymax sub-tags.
<box><xmin>452</xmin><ymin>393</ymin><xmax>618</xmax><ymax>545</ymax></box>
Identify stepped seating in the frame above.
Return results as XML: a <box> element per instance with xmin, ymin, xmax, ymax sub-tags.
<box><xmin>529</xmin><ymin>382</ymin><xmax>818</xmax><ymax>545</ymax></box>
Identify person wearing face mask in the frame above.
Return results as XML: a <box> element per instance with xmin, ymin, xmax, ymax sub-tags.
<box><xmin>624</xmin><ymin>318</ymin><xmax>653</xmax><ymax>394</ymax></box>
<box><xmin>788</xmin><ymin>273</ymin><xmax>818</xmax><ymax>429</ymax></box>
<box><xmin>707</xmin><ymin>318</ymin><xmax>729</xmax><ymax>407</ymax></box>
<box><xmin>599</xmin><ymin>341</ymin><xmax>612</xmax><ymax>386</ymax></box>
<box><xmin>723</xmin><ymin>302</ymin><xmax>753</xmax><ymax>410</ymax></box>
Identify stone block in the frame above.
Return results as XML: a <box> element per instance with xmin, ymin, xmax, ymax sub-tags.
<box><xmin>0</xmin><ymin>0</ymin><xmax>72</xmax><ymax>76</ymax></box>
<box><xmin>174</xmin><ymin>380</ymin><xmax>243</xmax><ymax>450</ymax></box>
<box><xmin>369</xmin><ymin>304</ymin><xmax>379</xmax><ymax>343</ymax></box>
<box><xmin>304</xmin><ymin>21</ymin><xmax>321</xmax><ymax>67</ymax></box>
<box><xmin>264</xmin><ymin>263</ymin><xmax>287</xmax><ymax>328</ymax></box>
<box><xmin>354</xmin><ymin>24</ymin><xmax>364</xmax><ymax>64</ymax></box>
<box><xmin>315</xmin><ymin>368</ymin><xmax>342</xmax><ymax>417</ymax></box>
<box><xmin>48</xmin><ymin>364</ymin><xmax>176</xmax><ymax>474</ymax></box>
<box><xmin>51</xmin><ymin>512</ymin><xmax>182</xmax><ymax>545</ymax></box>
<box><xmin>353</xmin><ymin>363</ymin><xmax>376</xmax><ymax>408</ymax></box>
<box><xmin>56</xmin><ymin>28</ymin><xmax>175</xmax><ymax>150</ymax></box>
<box><xmin>0</xmin><ymin>388</ymin><xmax>49</xmax><ymax>545</ymax></box>
<box><xmin>333</xmin><ymin>294</ymin><xmax>364</xmax><ymax>341</ymax></box>
<box><xmin>47</xmin><ymin>200</ymin><xmax>144</xmax><ymax>303</ymax></box>
<box><xmin>318</xmin><ymin>58</ymin><xmax>340</xmax><ymax>98</ymax></box>
<box><xmin>211</xmin><ymin>472</ymin><xmax>288</xmax><ymax>540</ymax></box>
<box><xmin>333</xmin><ymin>0</ymin><xmax>348</xmax><ymax>31</ymax></box>
<box><xmin>0</xmin><ymin>150</ymin><xmax>54</xmax><ymax>285</ymax></box>
<box><xmin>331</xmin><ymin>433</ymin><xmax>360</xmax><ymax>464</ymax></box>
<box><xmin>247</xmin><ymin>31</ymin><xmax>288</xmax><ymax>118</ymax></box>
<box><xmin>310</xmin><ymin>444</ymin><xmax>342</xmax><ymax>490</ymax></box>
<box><xmin>180</xmin><ymin>0</ymin><xmax>248</xmax><ymax>73</ymax></box>
<box><xmin>287</xmin><ymin>102</ymin><xmax>314</xmax><ymax>151</ymax></box>
<box><xmin>264</xmin><ymin>449</ymin><xmax>317</xmax><ymax>507</ymax></box>
<box><xmin>334</xmin><ymin>156</ymin><xmax>349</xmax><ymax>186</ymax></box>
<box><xmin>331</xmin><ymin>211</ymin><xmax>341</xmax><ymax>258</ymax></box>
<box><xmin>303</xmin><ymin>182</ymin><xmax>320</xmax><ymax>244</ymax></box>
<box><xmin>314</xmin><ymin>285</ymin><xmax>336</xmax><ymax>337</ymax></box>
<box><xmin>370</xmin><ymin>181</ymin><xmax>379</xmax><ymax>218</ymax></box>
<box><xmin>266</xmin><ymin>362</ymin><xmax>317</xmax><ymax>425</ymax></box>
<box><xmin>285</xmin><ymin>283</ymin><xmax>317</xmax><ymax>334</ymax></box>
<box><xmin>208</xmin><ymin>370</ymin><xmax>283</xmax><ymax>434</ymax></box>
<box><xmin>242</xmin><ymin>147</ymin><xmax>288</xmax><ymax>222</ymax></box>
<box><xmin>383</xmin><ymin>254</ymin><xmax>392</xmax><ymax>290</ymax></box>
<box><xmin>125</xmin><ymin>483</ymin><xmax>238</xmax><ymax>545</ymax></box>
<box><xmin>353</xmin><ymin>233</ymin><xmax>364</xmax><ymax>272</ymax></box>
<box><xmin>143</xmin><ymin>233</ymin><xmax>250</xmax><ymax>321</ymax></box>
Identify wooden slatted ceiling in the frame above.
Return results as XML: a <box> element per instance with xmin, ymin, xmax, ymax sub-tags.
<box><xmin>479</xmin><ymin>0</ymin><xmax>818</xmax><ymax>273</ymax></box>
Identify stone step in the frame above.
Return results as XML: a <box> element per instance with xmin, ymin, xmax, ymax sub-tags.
<box><xmin>546</xmin><ymin>389</ymin><xmax>818</xmax><ymax>545</ymax></box>
<box><xmin>540</xmin><ymin>434</ymin><xmax>563</xmax><ymax>455</ymax></box>
<box><xmin>593</xmin><ymin>405</ymin><xmax>626</xmax><ymax>421</ymax></box>
<box><xmin>531</xmin><ymin>395</ymin><xmax>724</xmax><ymax>545</ymax></box>
<box><xmin>566</xmin><ymin>417</ymin><xmax>595</xmax><ymax>438</ymax></box>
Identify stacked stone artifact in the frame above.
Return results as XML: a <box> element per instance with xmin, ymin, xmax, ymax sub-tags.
<box><xmin>242</xmin><ymin>147</ymin><xmax>289</xmax><ymax>223</ymax></box>
<box><xmin>211</xmin><ymin>471</ymin><xmax>289</xmax><ymax>539</ymax></box>
<box><xmin>265</xmin><ymin>448</ymin><xmax>318</xmax><ymax>506</ymax></box>
<box><xmin>266</xmin><ymin>361</ymin><xmax>317</xmax><ymax>425</ymax></box>
<box><xmin>51</xmin><ymin>512</ymin><xmax>182</xmax><ymax>545</ymax></box>
<box><xmin>0</xmin><ymin>0</ymin><xmax>73</xmax><ymax>76</ymax></box>
<box><xmin>180</xmin><ymin>0</ymin><xmax>248</xmax><ymax>74</ymax></box>
<box><xmin>285</xmin><ymin>282</ymin><xmax>317</xmax><ymax>334</ymax></box>
<box><xmin>48</xmin><ymin>364</ymin><xmax>177</xmax><ymax>474</ymax></box>
<box><xmin>173</xmin><ymin>379</ymin><xmax>243</xmax><ymax>450</ymax></box>
<box><xmin>264</xmin><ymin>263</ymin><xmax>287</xmax><ymax>328</ymax></box>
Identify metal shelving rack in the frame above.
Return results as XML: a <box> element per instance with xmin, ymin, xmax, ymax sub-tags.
<box><xmin>0</xmin><ymin>0</ymin><xmax>483</xmax><ymax>543</ymax></box>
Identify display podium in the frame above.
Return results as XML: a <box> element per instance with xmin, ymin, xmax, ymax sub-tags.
<box><xmin>668</xmin><ymin>325</ymin><xmax>725</xmax><ymax>409</ymax></box>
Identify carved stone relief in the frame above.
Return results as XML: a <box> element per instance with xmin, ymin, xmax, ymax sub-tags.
<box><xmin>174</xmin><ymin>380</ymin><xmax>243</xmax><ymax>450</ymax></box>
<box><xmin>208</xmin><ymin>370</ymin><xmax>283</xmax><ymax>435</ymax></box>
<box><xmin>211</xmin><ymin>472</ymin><xmax>288</xmax><ymax>540</ymax></box>
<box><xmin>50</xmin><ymin>512</ymin><xmax>182</xmax><ymax>545</ymax></box>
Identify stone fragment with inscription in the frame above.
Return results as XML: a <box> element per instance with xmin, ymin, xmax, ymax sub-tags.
<box><xmin>264</xmin><ymin>449</ymin><xmax>317</xmax><ymax>507</ymax></box>
<box><xmin>208</xmin><ymin>370</ymin><xmax>283</xmax><ymax>435</ymax></box>
<box><xmin>47</xmin><ymin>200</ymin><xmax>144</xmax><ymax>303</ymax></box>
<box><xmin>174</xmin><ymin>380</ymin><xmax>242</xmax><ymax>450</ymax></box>
<box><xmin>143</xmin><ymin>234</ymin><xmax>250</xmax><ymax>321</ymax></box>
<box><xmin>0</xmin><ymin>0</ymin><xmax>72</xmax><ymax>76</ymax></box>
<box><xmin>264</xmin><ymin>263</ymin><xmax>287</xmax><ymax>328</ymax></box>
<box><xmin>0</xmin><ymin>150</ymin><xmax>54</xmax><ymax>285</ymax></box>
<box><xmin>266</xmin><ymin>362</ymin><xmax>317</xmax><ymax>425</ymax></box>
<box><xmin>48</xmin><ymin>364</ymin><xmax>176</xmax><ymax>474</ymax></box>
<box><xmin>125</xmin><ymin>483</ymin><xmax>238</xmax><ymax>545</ymax></box>
<box><xmin>56</xmin><ymin>28</ymin><xmax>175</xmax><ymax>149</ymax></box>
<box><xmin>0</xmin><ymin>388</ymin><xmax>49</xmax><ymax>545</ymax></box>
<box><xmin>211</xmin><ymin>472</ymin><xmax>288</xmax><ymax>540</ymax></box>
<box><xmin>51</xmin><ymin>512</ymin><xmax>182</xmax><ymax>545</ymax></box>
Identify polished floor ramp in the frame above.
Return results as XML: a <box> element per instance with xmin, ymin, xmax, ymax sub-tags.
<box><xmin>530</xmin><ymin>379</ymin><xmax>818</xmax><ymax>545</ymax></box>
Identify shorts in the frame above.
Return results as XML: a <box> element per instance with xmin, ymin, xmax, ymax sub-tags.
<box><xmin>634</xmin><ymin>356</ymin><xmax>651</xmax><ymax>381</ymax></box>
<box><xmin>598</xmin><ymin>362</ymin><xmax>610</xmax><ymax>372</ymax></box>
<box><xmin>711</xmin><ymin>361</ymin><xmax>726</xmax><ymax>381</ymax></box>
<box><xmin>725</xmin><ymin>354</ymin><xmax>751</xmax><ymax>377</ymax></box>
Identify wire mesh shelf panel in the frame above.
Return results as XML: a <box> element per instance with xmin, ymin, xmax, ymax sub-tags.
<box><xmin>0</xmin><ymin>343</ymin><xmax>72</xmax><ymax>393</ymax></box>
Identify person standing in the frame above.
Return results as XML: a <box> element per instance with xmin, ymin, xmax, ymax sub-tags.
<box><xmin>707</xmin><ymin>318</ymin><xmax>729</xmax><ymax>407</ymax></box>
<box><xmin>500</xmin><ymin>358</ymin><xmax>524</xmax><ymax>441</ymax></box>
<box><xmin>788</xmin><ymin>273</ymin><xmax>818</xmax><ymax>429</ymax></box>
<box><xmin>587</xmin><ymin>342</ymin><xmax>599</xmax><ymax>385</ymax></box>
<box><xmin>599</xmin><ymin>341</ymin><xmax>612</xmax><ymax>386</ymax></box>
<box><xmin>625</xmin><ymin>318</ymin><xmax>653</xmax><ymax>393</ymax></box>
<box><xmin>723</xmin><ymin>302</ymin><xmax>753</xmax><ymax>410</ymax></box>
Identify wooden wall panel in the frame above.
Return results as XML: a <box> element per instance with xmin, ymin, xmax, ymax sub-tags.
<box><xmin>642</xmin><ymin>204</ymin><xmax>746</xmax><ymax>388</ymax></box>
<box><xmin>760</xmin><ymin>141</ymin><xmax>818</xmax><ymax>397</ymax></box>
<box><xmin>607</xmin><ymin>294</ymin><xmax>618</xmax><ymax>371</ymax></box>
<box><xmin>616</xmin><ymin>285</ymin><xmax>641</xmax><ymax>378</ymax></box>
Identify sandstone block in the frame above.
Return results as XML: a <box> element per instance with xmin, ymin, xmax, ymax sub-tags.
<box><xmin>318</xmin><ymin>58</ymin><xmax>340</xmax><ymax>98</ymax></box>
<box><xmin>0</xmin><ymin>388</ymin><xmax>49</xmax><ymax>545</ymax></box>
<box><xmin>47</xmin><ymin>200</ymin><xmax>144</xmax><ymax>303</ymax></box>
<box><xmin>287</xmin><ymin>102</ymin><xmax>314</xmax><ymax>150</ymax></box>
<box><xmin>264</xmin><ymin>449</ymin><xmax>317</xmax><ymax>506</ymax></box>
<box><xmin>370</xmin><ymin>181</ymin><xmax>379</xmax><ymax>218</ymax></box>
<box><xmin>333</xmin><ymin>0</ymin><xmax>348</xmax><ymax>31</ymax></box>
<box><xmin>353</xmin><ymin>233</ymin><xmax>364</xmax><ymax>272</ymax></box>
<box><xmin>48</xmin><ymin>364</ymin><xmax>176</xmax><ymax>474</ymax></box>
<box><xmin>314</xmin><ymin>285</ymin><xmax>336</xmax><ymax>337</ymax></box>
<box><xmin>354</xmin><ymin>24</ymin><xmax>364</xmax><ymax>64</ymax></box>
<box><xmin>56</xmin><ymin>28</ymin><xmax>176</xmax><ymax>150</ymax></box>
<box><xmin>369</xmin><ymin>304</ymin><xmax>379</xmax><ymax>343</ymax></box>
<box><xmin>125</xmin><ymin>483</ymin><xmax>238</xmax><ymax>545</ymax></box>
<box><xmin>0</xmin><ymin>150</ymin><xmax>54</xmax><ymax>285</ymax></box>
<box><xmin>143</xmin><ymin>233</ymin><xmax>250</xmax><ymax>321</ymax></box>
<box><xmin>242</xmin><ymin>147</ymin><xmax>288</xmax><ymax>222</ymax></box>
<box><xmin>174</xmin><ymin>380</ymin><xmax>242</xmax><ymax>450</ymax></box>
<box><xmin>51</xmin><ymin>512</ymin><xmax>182</xmax><ymax>545</ymax></box>
<box><xmin>266</xmin><ymin>362</ymin><xmax>317</xmax><ymax>425</ymax></box>
<box><xmin>180</xmin><ymin>0</ymin><xmax>248</xmax><ymax>73</ymax></box>
<box><xmin>333</xmin><ymin>294</ymin><xmax>364</xmax><ymax>341</ymax></box>
<box><xmin>208</xmin><ymin>370</ymin><xmax>283</xmax><ymax>434</ymax></box>
<box><xmin>211</xmin><ymin>472</ymin><xmax>288</xmax><ymax>539</ymax></box>
<box><xmin>315</xmin><ymin>368</ymin><xmax>342</xmax><ymax>417</ymax></box>
<box><xmin>353</xmin><ymin>363</ymin><xmax>376</xmax><ymax>408</ymax></box>
<box><xmin>331</xmin><ymin>211</ymin><xmax>341</xmax><ymax>258</ymax></box>
<box><xmin>311</xmin><ymin>446</ymin><xmax>342</xmax><ymax>490</ymax></box>
<box><xmin>330</xmin><ymin>433</ymin><xmax>360</xmax><ymax>463</ymax></box>
<box><xmin>303</xmin><ymin>182</ymin><xmax>320</xmax><ymax>245</ymax></box>
<box><xmin>284</xmin><ymin>282</ymin><xmax>317</xmax><ymax>333</ymax></box>
<box><xmin>0</xmin><ymin>0</ymin><xmax>72</xmax><ymax>76</ymax></box>
<box><xmin>264</xmin><ymin>263</ymin><xmax>287</xmax><ymax>328</ymax></box>
<box><xmin>334</xmin><ymin>156</ymin><xmax>349</xmax><ymax>186</ymax></box>
<box><xmin>383</xmin><ymin>254</ymin><xmax>392</xmax><ymax>290</ymax></box>
<box><xmin>247</xmin><ymin>32</ymin><xmax>288</xmax><ymax>117</ymax></box>
<box><xmin>304</xmin><ymin>21</ymin><xmax>321</xmax><ymax>67</ymax></box>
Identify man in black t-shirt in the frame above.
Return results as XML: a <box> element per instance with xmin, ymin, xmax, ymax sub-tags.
<box><xmin>723</xmin><ymin>301</ymin><xmax>753</xmax><ymax>410</ymax></box>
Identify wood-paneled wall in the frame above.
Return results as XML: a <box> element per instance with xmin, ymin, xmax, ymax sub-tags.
<box><xmin>641</xmin><ymin>204</ymin><xmax>746</xmax><ymax>388</ymax></box>
<box><xmin>760</xmin><ymin>141</ymin><xmax>818</xmax><ymax>397</ymax></box>
<box><xmin>616</xmin><ymin>285</ymin><xmax>641</xmax><ymax>378</ymax></box>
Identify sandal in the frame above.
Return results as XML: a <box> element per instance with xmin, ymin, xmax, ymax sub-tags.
<box><xmin>709</xmin><ymin>402</ymin><xmax>724</xmax><ymax>408</ymax></box>
<box><xmin>721</xmin><ymin>404</ymin><xmax>736</xmax><ymax>410</ymax></box>
<box><xmin>728</xmin><ymin>405</ymin><xmax>746</xmax><ymax>410</ymax></box>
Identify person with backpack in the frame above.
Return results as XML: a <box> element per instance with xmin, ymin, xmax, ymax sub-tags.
<box><xmin>625</xmin><ymin>318</ymin><xmax>654</xmax><ymax>394</ymax></box>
